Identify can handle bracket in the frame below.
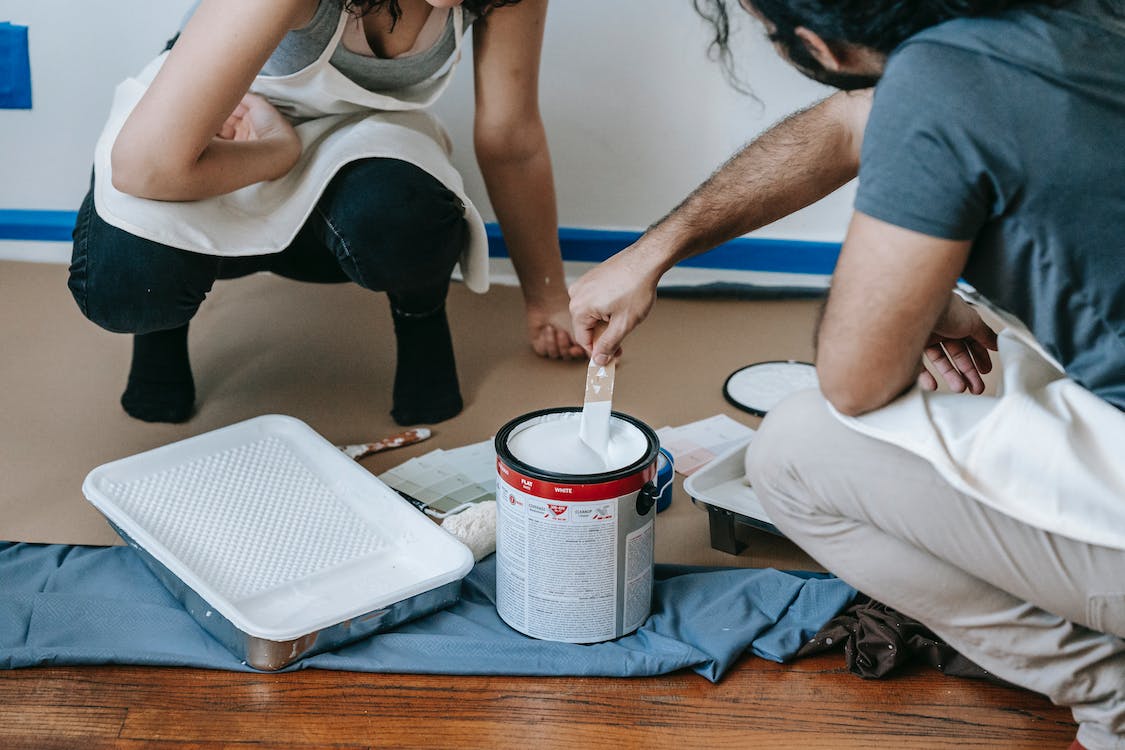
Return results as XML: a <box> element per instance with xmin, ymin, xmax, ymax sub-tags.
<box><xmin>636</xmin><ymin>482</ymin><xmax>657</xmax><ymax>516</ymax></box>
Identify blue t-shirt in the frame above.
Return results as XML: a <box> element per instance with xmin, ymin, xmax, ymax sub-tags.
<box><xmin>855</xmin><ymin>0</ymin><xmax>1125</xmax><ymax>409</ymax></box>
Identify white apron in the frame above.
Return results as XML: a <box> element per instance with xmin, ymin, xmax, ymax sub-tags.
<box><xmin>834</xmin><ymin>288</ymin><xmax>1125</xmax><ymax>551</ymax></box>
<box><xmin>92</xmin><ymin>8</ymin><xmax>489</xmax><ymax>293</ymax></box>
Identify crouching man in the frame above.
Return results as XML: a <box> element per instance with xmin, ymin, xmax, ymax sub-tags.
<box><xmin>568</xmin><ymin>1</ymin><xmax>1125</xmax><ymax>747</ymax></box>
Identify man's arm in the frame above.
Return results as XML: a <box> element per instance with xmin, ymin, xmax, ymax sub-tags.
<box><xmin>568</xmin><ymin>89</ymin><xmax>872</xmax><ymax>364</ymax></box>
<box><xmin>817</xmin><ymin>212</ymin><xmax>997</xmax><ymax>416</ymax></box>
<box><xmin>646</xmin><ymin>89</ymin><xmax>870</xmax><ymax>260</ymax></box>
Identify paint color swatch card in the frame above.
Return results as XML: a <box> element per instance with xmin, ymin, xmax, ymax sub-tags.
<box><xmin>657</xmin><ymin>415</ymin><xmax>754</xmax><ymax>476</ymax></box>
<box><xmin>379</xmin><ymin>440</ymin><xmax>496</xmax><ymax>516</ymax></box>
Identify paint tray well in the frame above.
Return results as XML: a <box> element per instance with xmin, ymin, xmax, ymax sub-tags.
<box><xmin>82</xmin><ymin>415</ymin><xmax>474</xmax><ymax>670</ymax></box>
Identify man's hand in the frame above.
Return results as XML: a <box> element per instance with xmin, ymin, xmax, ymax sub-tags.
<box><xmin>526</xmin><ymin>296</ymin><xmax>586</xmax><ymax>360</ymax></box>
<box><xmin>816</xmin><ymin>214</ymin><xmax>977</xmax><ymax>416</ymax></box>
<box><xmin>217</xmin><ymin>93</ymin><xmax>298</xmax><ymax>148</ymax></box>
<box><xmin>919</xmin><ymin>294</ymin><xmax>999</xmax><ymax>394</ymax></box>
<box><xmin>568</xmin><ymin>246</ymin><xmax>662</xmax><ymax>365</ymax></box>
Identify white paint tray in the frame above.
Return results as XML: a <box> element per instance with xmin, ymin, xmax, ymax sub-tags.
<box><xmin>682</xmin><ymin>432</ymin><xmax>784</xmax><ymax>553</ymax></box>
<box><xmin>82</xmin><ymin>414</ymin><xmax>474</xmax><ymax>670</ymax></box>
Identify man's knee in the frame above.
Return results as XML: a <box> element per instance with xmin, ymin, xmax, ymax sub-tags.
<box><xmin>320</xmin><ymin>159</ymin><xmax>466</xmax><ymax>292</ymax></box>
<box><xmin>747</xmin><ymin>388</ymin><xmax>834</xmax><ymax>518</ymax></box>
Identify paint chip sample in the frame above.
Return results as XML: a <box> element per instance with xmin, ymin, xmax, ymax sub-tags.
<box><xmin>657</xmin><ymin>415</ymin><xmax>754</xmax><ymax>476</ymax></box>
<box><xmin>378</xmin><ymin>440</ymin><xmax>496</xmax><ymax>516</ymax></box>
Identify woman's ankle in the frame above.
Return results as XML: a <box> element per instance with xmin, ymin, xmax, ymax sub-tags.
<box><xmin>121</xmin><ymin>324</ymin><xmax>195</xmax><ymax>423</ymax></box>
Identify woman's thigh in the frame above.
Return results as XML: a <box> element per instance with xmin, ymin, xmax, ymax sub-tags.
<box><xmin>309</xmin><ymin>158</ymin><xmax>468</xmax><ymax>295</ymax></box>
<box><xmin>69</xmin><ymin>181</ymin><xmax>224</xmax><ymax>335</ymax></box>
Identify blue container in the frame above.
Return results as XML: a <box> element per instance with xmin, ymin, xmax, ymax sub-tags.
<box><xmin>655</xmin><ymin>448</ymin><xmax>674</xmax><ymax>513</ymax></box>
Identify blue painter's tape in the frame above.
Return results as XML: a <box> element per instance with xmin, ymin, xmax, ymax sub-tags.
<box><xmin>486</xmin><ymin>225</ymin><xmax>840</xmax><ymax>275</ymax></box>
<box><xmin>0</xmin><ymin>209</ymin><xmax>841</xmax><ymax>275</ymax></box>
<box><xmin>0</xmin><ymin>210</ymin><xmax>76</xmax><ymax>241</ymax></box>
<box><xmin>0</xmin><ymin>22</ymin><xmax>32</xmax><ymax>109</ymax></box>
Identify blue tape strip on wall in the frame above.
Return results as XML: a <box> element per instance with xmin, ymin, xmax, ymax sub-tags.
<box><xmin>0</xmin><ymin>22</ymin><xmax>32</xmax><ymax>109</ymax></box>
<box><xmin>0</xmin><ymin>211</ymin><xmax>842</xmax><ymax>276</ymax></box>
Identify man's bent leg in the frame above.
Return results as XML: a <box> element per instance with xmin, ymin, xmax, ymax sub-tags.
<box><xmin>748</xmin><ymin>390</ymin><xmax>1125</xmax><ymax>750</ymax></box>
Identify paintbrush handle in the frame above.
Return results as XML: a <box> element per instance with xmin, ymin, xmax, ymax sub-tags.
<box><xmin>340</xmin><ymin>428</ymin><xmax>433</xmax><ymax>460</ymax></box>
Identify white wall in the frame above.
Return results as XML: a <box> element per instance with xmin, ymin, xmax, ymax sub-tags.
<box><xmin>0</xmin><ymin>0</ymin><xmax>853</xmax><ymax>246</ymax></box>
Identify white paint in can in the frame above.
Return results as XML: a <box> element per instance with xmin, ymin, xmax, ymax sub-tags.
<box><xmin>507</xmin><ymin>408</ymin><xmax>647</xmax><ymax>474</ymax></box>
<box><xmin>494</xmin><ymin>408</ymin><xmax>659</xmax><ymax>643</ymax></box>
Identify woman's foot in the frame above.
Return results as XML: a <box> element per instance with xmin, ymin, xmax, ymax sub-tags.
<box><xmin>389</xmin><ymin>301</ymin><xmax>462</xmax><ymax>425</ymax></box>
<box><xmin>121</xmin><ymin>324</ymin><xmax>196</xmax><ymax>423</ymax></box>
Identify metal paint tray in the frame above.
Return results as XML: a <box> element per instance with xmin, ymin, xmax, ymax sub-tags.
<box><xmin>682</xmin><ymin>433</ymin><xmax>784</xmax><ymax>555</ymax></box>
<box><xmin>82</xmin><ymin>415</ymin><xmax>474</xmax><ymax>671</ymax></box>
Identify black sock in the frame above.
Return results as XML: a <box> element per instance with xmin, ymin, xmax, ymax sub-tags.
<box><xmin>390</xmin><ymin>301</ymin><xmax>462</xmax><ymax>426</ymax></box>
<box><xmin>121</xmin><ymin>324</ymin><xmax>196</xmax><ymax>423</ymax></box>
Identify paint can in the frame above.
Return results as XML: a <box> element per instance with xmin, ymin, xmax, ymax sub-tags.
<box><xmin>494</xmin><ymin>407</ymin><xmax>660</xmax><ymax>643</ymax></box>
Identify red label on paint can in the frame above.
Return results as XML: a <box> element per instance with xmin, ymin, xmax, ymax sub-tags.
<box><xmin>497</xmin><ymin>459</ymin><xmax>655</xmax><ymax>501</ymax></box>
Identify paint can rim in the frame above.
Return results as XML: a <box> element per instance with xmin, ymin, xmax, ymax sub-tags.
<box><xmin>494</xmin><ymin>406</ymin><xmax>659</xmax><ymax>485</ymax></box>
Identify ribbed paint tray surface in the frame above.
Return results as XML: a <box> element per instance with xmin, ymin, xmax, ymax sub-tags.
<box><xmin>83</xmin><ymin>415</ymin><xmax>474</xmax><ymax>646</ymax></box>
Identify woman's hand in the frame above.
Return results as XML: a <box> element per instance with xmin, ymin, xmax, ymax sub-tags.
<box><xmin>568</xmin><ymin>245</ymin><xmax>662</xmax><ymax>365</ymax></box>
<box><xmin>525</xmin><ymin>295</ymin><xmax>586</xmax><ymax>360</ymax></box>
<box><xmin>217</xmin><ymin>93</ymin><xmax>298</xmax><ymax>148</ymax></box>
<box><xmin>918</xmin><ymin>294</ymin><xmax>999</xmax><ymax>394</ymax></box>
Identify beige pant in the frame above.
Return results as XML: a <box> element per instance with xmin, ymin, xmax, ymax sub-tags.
<box><xmin>748</xmin><ymin>390</ymin><xmax>1125</xmax><ymax>750</ymax></box>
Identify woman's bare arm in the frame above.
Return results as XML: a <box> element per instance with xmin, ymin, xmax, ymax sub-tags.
<box><xmin>472</xmin><ymin>0</ymin><xmax>584</xmax><ymax>360</ymax></box>
<box><xmin>110</xmin><ymin>0</ymin><xmax>316</xmax><ymax>201</ymax></box>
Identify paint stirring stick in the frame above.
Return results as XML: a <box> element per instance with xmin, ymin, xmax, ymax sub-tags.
<box><xmin>579</xmin><ymin>358</ymin><xmax>616</xmax><ymax>466</ymax></box>
<box><xmin>339</xmin><ymin>428</ymin><xmax>432</xmax><ymax>460</ymax></box>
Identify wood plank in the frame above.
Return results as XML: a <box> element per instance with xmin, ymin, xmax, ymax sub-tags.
<box><xmin>0</xmin><ymin>705</ymin><xmax>126</xmax><ymax>747</ymax></box>
<box><xmin>110</xmin><ymin>742</ymin><xmax>373</xmax><ymax>750</ymax></box>
<box><xmin>0</xmin><ymin>655</ymin><xmax>1074</xmax><ymax>749</ymax></box>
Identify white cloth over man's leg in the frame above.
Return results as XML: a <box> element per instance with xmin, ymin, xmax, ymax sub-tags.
<box><xmin>749</xmin><ymin>389</ymin><xmax>1125</xmax><ymax>750</ymax></box>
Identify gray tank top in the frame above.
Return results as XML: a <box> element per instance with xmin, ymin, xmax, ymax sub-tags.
<box><xmin>184</xmin><ymin>0</ymin><xmax>473</xmax><ymax>93</ymax></box>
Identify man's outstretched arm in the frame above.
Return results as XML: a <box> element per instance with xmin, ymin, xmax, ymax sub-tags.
<box><xmin>569</xmin><ymin>89</ymin><xmax>872</xmax><ymax>364</ymax></box>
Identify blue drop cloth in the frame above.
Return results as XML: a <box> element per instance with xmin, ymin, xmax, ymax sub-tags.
<box><xmin>0</xmin><ymin>542</ymin><xmax>854</xmax><ymax>681</ymax></box>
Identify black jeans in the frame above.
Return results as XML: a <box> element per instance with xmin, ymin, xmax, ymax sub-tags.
<box><xmin>69</xmin><ymin>158</ymin><xmax>468</xmax><ymax>335</ymax></box>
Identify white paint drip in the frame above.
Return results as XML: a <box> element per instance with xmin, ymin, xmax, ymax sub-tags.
<box><xmin>579</xmin><ymin>400</ymin><xmax>613</xmax><ymax>469</ymax></box>
<box><xmin>580</xmin><ymin>359</ymin><xmax>615</xmax><ymax>463</ymax></box>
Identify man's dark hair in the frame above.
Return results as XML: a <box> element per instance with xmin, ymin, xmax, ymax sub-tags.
<box><xmin>694</xmin><ymin>0</ymin><xmax>1073</xmax><ymax>90</ymax></box>
<box><xmin>348</xmin><ymin>0</ymin><xmax>521</xmax><ymax>27</ymax></box>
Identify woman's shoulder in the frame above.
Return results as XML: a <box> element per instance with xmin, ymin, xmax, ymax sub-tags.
<box><xmin>260</xmin><ymin>0</ymin><xmax>342</xmax><ymax>76</ymax></box>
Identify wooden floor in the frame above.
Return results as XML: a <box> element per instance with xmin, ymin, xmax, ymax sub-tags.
<box><xmin>0</xmin><ymin>654</ymin><xmax>1075</xmax><ymax>749</ymax></box>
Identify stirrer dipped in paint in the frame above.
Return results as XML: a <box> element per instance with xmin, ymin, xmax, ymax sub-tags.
<box><xmin>579</xmin><ymin>357</ymin><xmax>616</xmax><ymax>465</ymax></box>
